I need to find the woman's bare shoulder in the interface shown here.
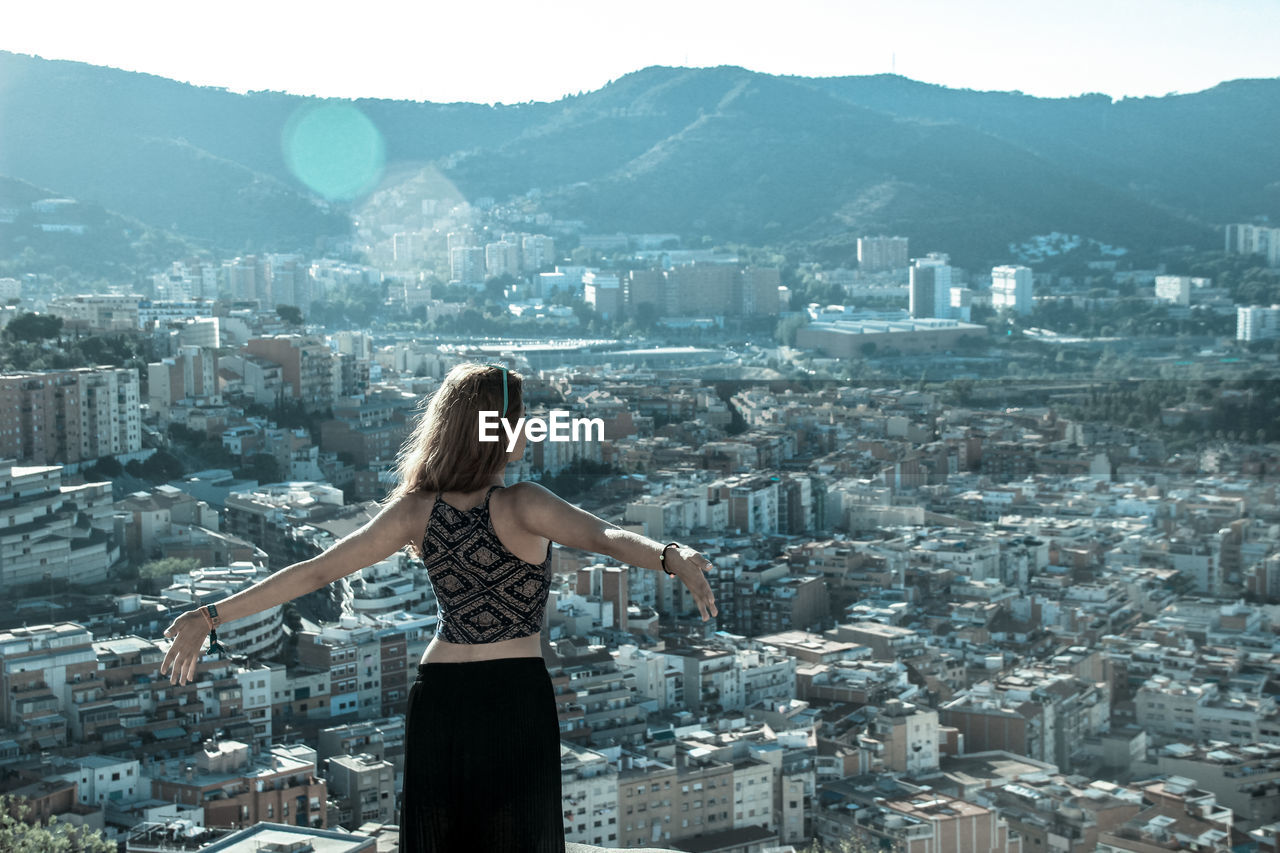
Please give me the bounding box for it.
[383,489,433,526]
[502,481,564,515]
[505,480,554,499]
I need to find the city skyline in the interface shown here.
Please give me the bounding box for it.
[4,0,1280,104]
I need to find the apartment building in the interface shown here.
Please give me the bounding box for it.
[863,791,1023,853]
[147,346,219,423]
[1153,742,1280,829]
[0,460,116,586]
[0,623,97,743]
[297,617,386,720]
[325,752,396,828]
[0,367,141,465]
[857,235,910,272]
[941,668,1110,772]
[1136,675,1280,745]
[223,482,347,569]
[617,750,737,849]
[561,742,621,847]
[149,739,327,830]
[243,335,337,412]
[318,717,407,783]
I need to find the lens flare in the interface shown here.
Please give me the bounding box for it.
[282,102,385,201]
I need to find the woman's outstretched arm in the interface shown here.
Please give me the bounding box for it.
[507,481,718,621]
[159,493,423,685]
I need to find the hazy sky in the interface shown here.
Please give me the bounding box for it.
[5,0,1278,103]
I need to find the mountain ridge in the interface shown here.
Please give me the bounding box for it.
[2,51,1275,266]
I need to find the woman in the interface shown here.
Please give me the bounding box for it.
[160,362,718,852]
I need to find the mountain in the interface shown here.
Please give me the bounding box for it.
[0,175,191,278]
[807,74,1280,225]
[2,52,1276,266]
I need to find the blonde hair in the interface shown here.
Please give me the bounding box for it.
[387,363,524,512]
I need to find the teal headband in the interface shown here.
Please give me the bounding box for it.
[486,363,509,418]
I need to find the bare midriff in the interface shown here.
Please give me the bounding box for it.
[420,632,543,664]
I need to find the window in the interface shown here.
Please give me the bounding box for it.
[112,772,120,781]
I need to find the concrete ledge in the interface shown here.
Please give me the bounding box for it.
[567,844,675,853]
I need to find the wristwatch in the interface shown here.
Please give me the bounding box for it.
[199,603,222,630]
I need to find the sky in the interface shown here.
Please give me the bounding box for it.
[4,0,1279,104]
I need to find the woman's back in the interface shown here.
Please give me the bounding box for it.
[419,483,552,663]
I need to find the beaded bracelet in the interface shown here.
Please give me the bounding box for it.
[660,542,681,577]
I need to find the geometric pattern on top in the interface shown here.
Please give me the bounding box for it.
[420,484,553,644]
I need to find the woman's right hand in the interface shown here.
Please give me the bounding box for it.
[666,544,718,621]
[160,610,209,685]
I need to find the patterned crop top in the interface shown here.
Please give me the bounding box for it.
[419,484,553,644]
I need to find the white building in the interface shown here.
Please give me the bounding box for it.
[1226,223,1280,267]
[484,240,520,279]
[234,665,275,749]
[391,232,422,265]
[1237,304,1280,342]
[560,743,620,847]
[58,754,144,807]
[522,234,556,272]
[0,462,116,587]
[992,265,1034,316]
[1155,275,1193,306]
[583,271,622,319]
[857,236,910,272]
[449,246,485,284]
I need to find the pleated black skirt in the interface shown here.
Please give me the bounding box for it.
[399,657,566,853]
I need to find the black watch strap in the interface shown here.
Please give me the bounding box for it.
[661,542,680,577]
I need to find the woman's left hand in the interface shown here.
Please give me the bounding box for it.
[160,610,209,685]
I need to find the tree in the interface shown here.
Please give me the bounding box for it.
[796,835,882,853]
[139,556,200,581]
[0,794,115,852]
[4,312,63,343]
[276,304,304,325]
[775,315,807,346]
[239,453,283,484]
[139,450,185,483]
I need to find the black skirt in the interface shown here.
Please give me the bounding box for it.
[399,657,566,853]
